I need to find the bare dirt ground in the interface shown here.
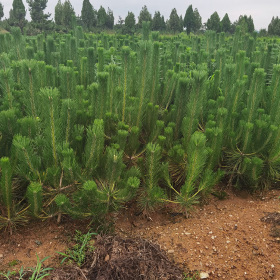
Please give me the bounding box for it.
[0,189,280,279]
[116,189,280,280]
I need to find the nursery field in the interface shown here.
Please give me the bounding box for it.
[0,24,280,278]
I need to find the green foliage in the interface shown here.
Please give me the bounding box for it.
[9,0,26,31]
[152,11,165,31]
[221,13,232,33]
[26,0,51,30]
[206,11,221,32]
[81,0,96,29]
[1,24,280,232]
[97,6,107,29]
[125,12,136,34]
[235,15,255,33]
[55,0,75,30]
[268,16,280,36]
[26,182,43,217]
[168,8,182,33]
[138,5,152,27]
[183,5,202,34]
[0,2,3,20]
[57,230,96,266]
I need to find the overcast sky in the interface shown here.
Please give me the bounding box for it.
[1,0,279,30]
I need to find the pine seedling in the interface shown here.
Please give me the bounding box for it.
[107,64,119,115]
[38,88,61,167]
[13,135,42,183]
[125,126,140,157]
[46,65,57,88]
[0,157,12,220]
[17,116,37,139]
[61,143,80,184]
[135,41,152,129]
[97,47,104,72]
[121,46,131,122]
[59,65,76,99]
[87,47,96,84]
[144,103,159,138]
[0,68,14,110]
[26,182,43,217]
[19,60,41,119]
[105,147,124,187]
[96,72,109,119]
[0,157,28,233]
[181,70,207,145]
[139,143,166,213]
[55,194,83,220]
[160,70,177,109]
[84,119,104,177]
[267,64,280,124]
[60,99,76,144]
[149,41,161,104]
[174,76,192,139]
[46,36,56,65]
[0,109,18,157]
[176,132,212,216]
[116,130,128,151]
[80,57,88,88]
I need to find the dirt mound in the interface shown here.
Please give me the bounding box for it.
[52,235,184,280]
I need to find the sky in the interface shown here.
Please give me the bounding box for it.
[1,0,279,30]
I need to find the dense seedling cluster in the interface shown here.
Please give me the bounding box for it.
[0,25,280,232]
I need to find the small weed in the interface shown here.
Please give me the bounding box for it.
[183,271,200,280]
[8,259,19,267]
[1,255,51,280]
[57,229,97,267]
[29,254,53,280]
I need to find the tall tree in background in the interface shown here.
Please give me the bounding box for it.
[206,11,220,32]
[97,6,107,28]
[138,5,152,26]
[268,16,280,36]
[26,0,51,29]
[81,0,96,29]
[184,6,201,34]
[125,11,135,34]
[152,11,165,31]
[9,0,26,31]
[168,8,181,33]
[63,0,75,29]
[54,0,63,25]
[0,2,4,20]
[184,5,194,34]
[235,15,254,33]
[105,8,114,29]
[220,13,232,33]
[193,8,202,32]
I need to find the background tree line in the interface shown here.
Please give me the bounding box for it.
[0,0,280,36]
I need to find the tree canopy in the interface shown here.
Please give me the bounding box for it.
[10,0,26,31]
[268,16,280,36]
[55,0,75,29]
[0,2,4,20]
[138,5,152,26]
[235,15,254,33]
[125,11,136,34]
[81,0,96,29]
[97,6,107,28]
[184,5,194,34]
[26,0,51,28]
[206,11,221,32]
[168,8,182,33]
[105,8,114,29]
[152,11,165,31]
[220,13,232,33]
